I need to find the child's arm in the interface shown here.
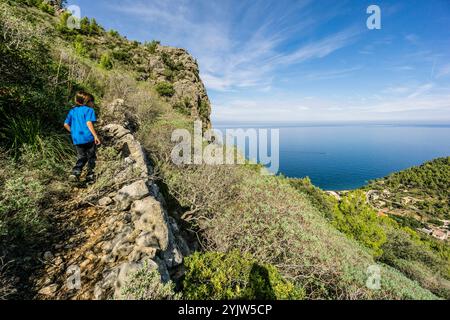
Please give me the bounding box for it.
[87,121,101,145]
[64,123,71,133]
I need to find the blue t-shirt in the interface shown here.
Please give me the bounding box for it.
[64,106,97,145]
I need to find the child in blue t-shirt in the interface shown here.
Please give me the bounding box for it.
[64,91,101,182]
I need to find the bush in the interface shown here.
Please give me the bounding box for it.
[121,261,180,300]
[99,52,113,70]
[183,251,305,300]
[89,18,103,35]
[108,29,120,38]
[288,177,336,220]
[161,52,183,71]
[55,10,73,34]
[38,1,55,15]
[380,225,450,298]
[0,168,47,242]
[332,191,387,257]
[198,100,210,123]
[73,35,88,57]
[145,40,160,54]
[155,82,175,97]
[111,48,131,63]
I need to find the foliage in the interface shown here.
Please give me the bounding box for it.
[155,82,175,97]
[198,100,210,123]
[99,52,113,70]
[0,3,75,156]
[0,170,47,241]
[145,40,160,54]
[108,29,120,38]
[111,48,132,63]
[331,191,387,257]
[38,1,54,15]
[183,251,305,300]
[73,34,89,57]
[121,261,180,300]
[367,157,450,219]
[288,177,336,220]
[161,51,183,71]
[379,223,450,298]
[55,10,72,34]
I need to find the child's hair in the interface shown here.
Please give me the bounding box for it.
[75,91,95,106]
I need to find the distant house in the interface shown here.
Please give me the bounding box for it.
[326,191,341,201]
[432,229,449,241]
[418,228,433,235]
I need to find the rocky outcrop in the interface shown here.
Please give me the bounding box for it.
[137,46,212,127]
[34,100,191,300]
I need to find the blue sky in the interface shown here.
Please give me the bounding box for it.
[67,0,450,124]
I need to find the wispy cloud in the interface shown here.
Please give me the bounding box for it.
[408,83,434,99]
[108,0,358,92]
[303,66,362,81]
[405,34,420,45]
[437,64,450,78]
[272,28,360,66]
[91,0,450,122]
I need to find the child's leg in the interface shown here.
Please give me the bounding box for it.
[72,144,89,177]
[86,142,97,177]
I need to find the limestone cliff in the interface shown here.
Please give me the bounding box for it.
[136,45,212,127]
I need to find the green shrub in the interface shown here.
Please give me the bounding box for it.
[99,52,113,70]
[162,68,175,81]
[111,48,131,63]
[108,29,120,38]
[38,1,55,15]
[161,52,183,71]
[88,18,102,35]
[55,11,73,34]
[183,251,305,300]
[288,177,336,220]
[155,82,175,97]
[380,225,450,298]
[173,98,192,116]
[0,170,47,242]
[145,40,160,54]
[73,35,88,56]
[121,261,180,300]
[332,191,387,257]
[198,100,210,122]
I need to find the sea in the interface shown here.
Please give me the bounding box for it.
[213,122,450,191]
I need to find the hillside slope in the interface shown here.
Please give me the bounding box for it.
[0,0,440,300]
[366,157,450,230]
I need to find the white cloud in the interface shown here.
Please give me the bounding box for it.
[405,34,420,45]
[437,64,450,78]
[303,66,362,81]
[407,83,434,99]
[109,0,358,92]
[272,28,360,66]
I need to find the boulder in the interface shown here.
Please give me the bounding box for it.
[38,284,59,296]
[113,260,159,299]
[131,197,169,251]
[103,123,131,140]
[98,197,113,207]
[114,180,150,211]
